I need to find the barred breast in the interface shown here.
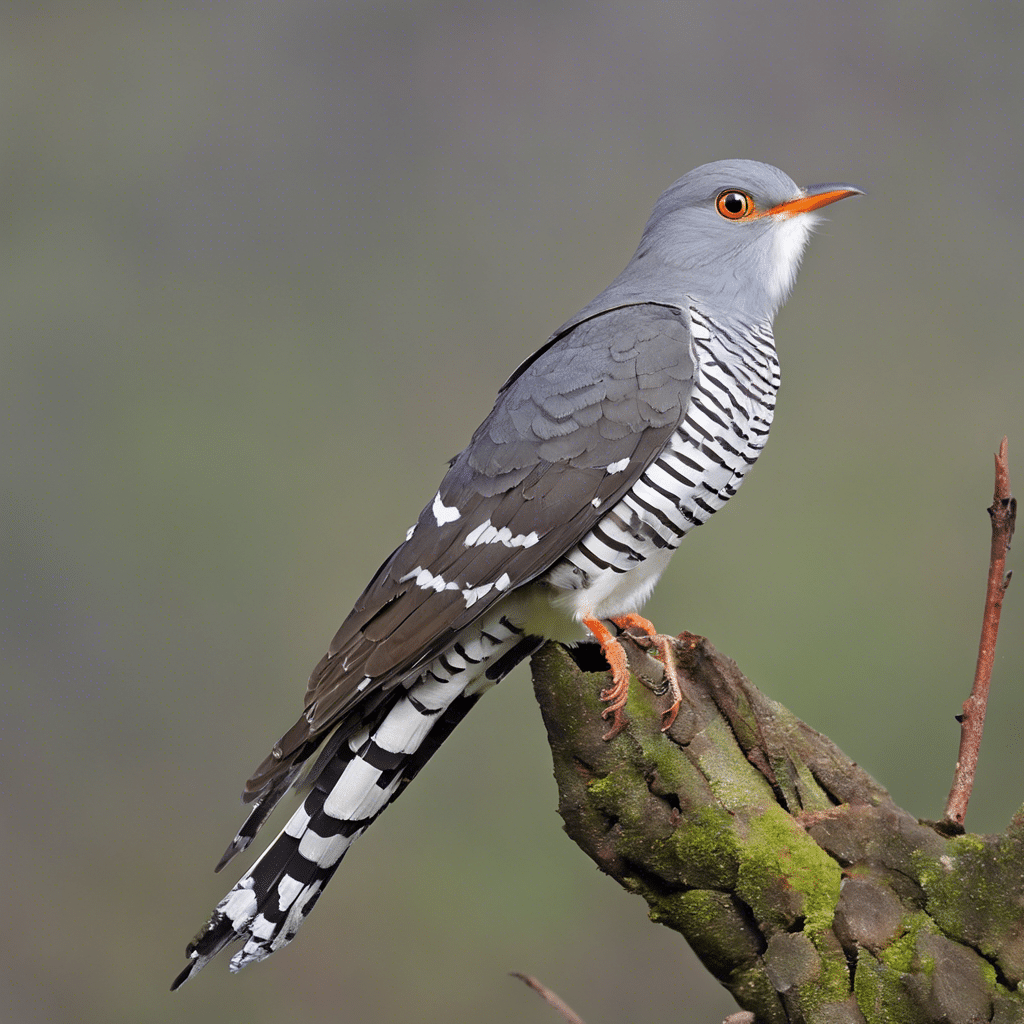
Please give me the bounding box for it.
[540,305,781,622]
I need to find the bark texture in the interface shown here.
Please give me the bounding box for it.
[529,635,1024,1024]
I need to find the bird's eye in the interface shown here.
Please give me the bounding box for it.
[716,190,754,220]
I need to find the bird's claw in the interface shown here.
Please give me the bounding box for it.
[585,614,685,739]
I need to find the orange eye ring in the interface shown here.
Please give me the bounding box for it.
[716,190,755,220]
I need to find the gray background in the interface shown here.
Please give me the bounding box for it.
[5,2,1022,1021]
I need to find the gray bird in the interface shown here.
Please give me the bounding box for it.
[173,159,861,988]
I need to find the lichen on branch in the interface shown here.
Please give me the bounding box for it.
[530,637,1024,1024]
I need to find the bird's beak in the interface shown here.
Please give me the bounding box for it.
[768,182,864,217]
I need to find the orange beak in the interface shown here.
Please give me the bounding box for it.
[768,182,864,217]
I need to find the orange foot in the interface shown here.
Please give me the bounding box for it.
[583,614,684,740]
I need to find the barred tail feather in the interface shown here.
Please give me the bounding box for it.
[173,624,542,989]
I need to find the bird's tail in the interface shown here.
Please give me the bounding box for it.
[173,619,543,989]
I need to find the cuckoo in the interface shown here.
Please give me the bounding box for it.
[173,159,861,987]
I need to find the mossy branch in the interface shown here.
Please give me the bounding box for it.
[529,636,1024,1024]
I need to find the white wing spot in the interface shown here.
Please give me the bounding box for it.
[606,458,630,474]
[461,581,494,607]
[400,567,460,593]
[463,571,512,606]
[405,523,417,541]
[418,569,459,593]
[464,518,539,548]
[591,497,602,508]
[432,491,461,526]
[464,520,492,545]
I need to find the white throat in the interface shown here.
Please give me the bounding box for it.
[763,212,820,313]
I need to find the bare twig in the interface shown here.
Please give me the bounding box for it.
[944,437,1016,828]
[510,973,589,1024]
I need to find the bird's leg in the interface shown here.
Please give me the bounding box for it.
[607,614,685,735]
[583,614,684,739]
[582,617,633,740]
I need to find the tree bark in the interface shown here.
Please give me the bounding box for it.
[529,635,1024,1024]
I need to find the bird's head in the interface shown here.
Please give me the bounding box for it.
[632,159,863,320]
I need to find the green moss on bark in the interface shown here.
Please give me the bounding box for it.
[530,638,1024,1023]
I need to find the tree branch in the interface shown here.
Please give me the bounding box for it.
[511,973,590,1024]
[944,438,1016,829]
[530,636,1024,1023]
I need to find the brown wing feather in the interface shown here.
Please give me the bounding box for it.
[242,303,696,806]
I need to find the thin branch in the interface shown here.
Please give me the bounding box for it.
[510,973,589,1024]
[944,437,1016,828]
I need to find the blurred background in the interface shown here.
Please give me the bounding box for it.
[4,1,1022,1021]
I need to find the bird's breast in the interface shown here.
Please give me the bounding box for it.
[531,306,780,626]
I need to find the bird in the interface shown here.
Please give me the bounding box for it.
[172,159,861,988]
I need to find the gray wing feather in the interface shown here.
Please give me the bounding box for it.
[242,302,696,805]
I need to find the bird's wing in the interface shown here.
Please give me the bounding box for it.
[244,302,696,803]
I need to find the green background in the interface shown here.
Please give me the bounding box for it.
[4,2,1022,1022]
